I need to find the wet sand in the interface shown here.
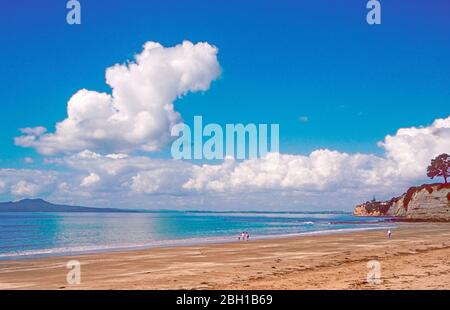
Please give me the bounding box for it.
[0,223,449,290]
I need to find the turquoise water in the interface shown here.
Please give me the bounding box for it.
[0,211,394,259]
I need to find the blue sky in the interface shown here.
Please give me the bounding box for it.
[0,1,449,209]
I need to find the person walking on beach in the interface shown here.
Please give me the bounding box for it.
[387,230,392,238]
[238,231,250,241]
[239,232,245,241]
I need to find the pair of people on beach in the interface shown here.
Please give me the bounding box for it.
[238,231,250,241]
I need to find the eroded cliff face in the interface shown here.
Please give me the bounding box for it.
[354,201,391,217]
[405,185,450,220]
[354,183,450,221]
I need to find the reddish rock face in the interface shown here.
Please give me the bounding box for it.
[354,201,391,216]
[354,183,450,221]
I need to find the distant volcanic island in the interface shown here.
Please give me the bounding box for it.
[0,198,140,213]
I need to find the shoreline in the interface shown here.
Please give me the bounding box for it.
[0,222,449,290]
[0,224,396,261]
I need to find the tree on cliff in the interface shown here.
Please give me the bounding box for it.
[427,153,450,184]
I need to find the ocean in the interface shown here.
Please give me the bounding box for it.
[0,211,394,260]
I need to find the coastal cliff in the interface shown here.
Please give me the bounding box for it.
[354,183,450,221]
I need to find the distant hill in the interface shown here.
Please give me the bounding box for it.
[0,199,140,213]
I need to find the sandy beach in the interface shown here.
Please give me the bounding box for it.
[0,223,449,290]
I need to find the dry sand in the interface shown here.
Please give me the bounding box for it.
[0,223,449,290]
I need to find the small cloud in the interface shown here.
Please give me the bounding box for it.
[11,180,40,197]
[19,126,47,136]
[299,116,309,123]
[81,173,101,187]
[106,153,129,159]
[24,157,34,164]
[43,157,65,165]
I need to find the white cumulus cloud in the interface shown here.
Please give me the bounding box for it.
[2,115,449,209]
[15,41,221,155]
[11,181,41,197]
[80,173,101,187]
[182,115,450,196]
[0,169,58,198]
[379,115,450,180]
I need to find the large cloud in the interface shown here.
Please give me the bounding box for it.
[183,116,450,195]
[2,116,449,209]
[379,116,450,179]
[15,41,221,155]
